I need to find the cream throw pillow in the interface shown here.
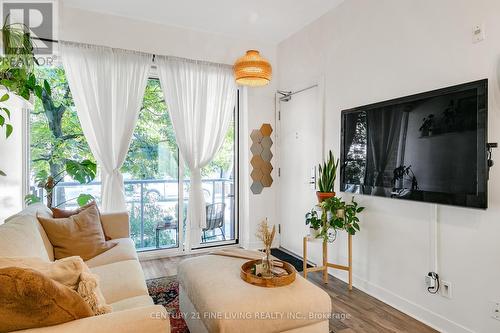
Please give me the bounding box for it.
[37,204,116,261]
[0,256,112,315]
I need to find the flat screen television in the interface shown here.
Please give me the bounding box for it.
[340,79,488,209]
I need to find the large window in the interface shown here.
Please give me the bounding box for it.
[29,66,238,252]
[123,78,180,250]
[29,66,97,206]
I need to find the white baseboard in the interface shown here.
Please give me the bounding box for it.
[279,246,474,333]
[334,273,475,333]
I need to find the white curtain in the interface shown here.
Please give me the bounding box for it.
[156,56,236,246]
[60,42,151,212]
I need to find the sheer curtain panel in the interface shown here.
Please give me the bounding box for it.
[156,56,236,247]
[60,42,151,212]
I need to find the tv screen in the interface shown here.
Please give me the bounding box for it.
[340,80,488,209]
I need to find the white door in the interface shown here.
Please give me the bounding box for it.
[278,86,323,256]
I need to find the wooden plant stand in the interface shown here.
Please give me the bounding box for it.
[302,233,353,290]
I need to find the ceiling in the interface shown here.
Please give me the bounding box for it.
[62,0,344,44]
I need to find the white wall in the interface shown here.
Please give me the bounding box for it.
[59,5,278,249]
[277,1,500,332]
[0,93,29,222]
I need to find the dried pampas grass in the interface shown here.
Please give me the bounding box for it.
[256,219,276,249]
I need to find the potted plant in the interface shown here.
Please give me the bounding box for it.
[306,196,365,242]
[325,196,364,236]
[316,150,339,203]
[305,208,322,237]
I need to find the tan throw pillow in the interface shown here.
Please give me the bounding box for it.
[51,201,112,241]
[0,267,93,332]
[51,201,97,218]
[0,256,112,316]
[37,205,116,261]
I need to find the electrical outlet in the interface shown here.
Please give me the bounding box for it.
[472,24,485,43]
[425,275,434,288]
[492,302,500,321]
[441,281,452,299]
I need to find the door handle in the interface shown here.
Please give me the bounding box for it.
[310,167,317,189]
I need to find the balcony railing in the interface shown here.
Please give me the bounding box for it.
[30,178,235,251]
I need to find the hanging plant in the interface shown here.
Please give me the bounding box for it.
[0,17,51,175]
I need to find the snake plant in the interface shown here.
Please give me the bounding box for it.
[317,150,339,193]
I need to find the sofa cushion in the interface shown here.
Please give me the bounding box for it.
[0,215,51,261]
[36,222,55,261]
[90,260,149,304]
[0,267,93,332]
[100,212,130,240]
[4,203,53,222]
[37,205,116,261]
[110,295,153,312]
[85,238,138,268]
[4,203,55,261]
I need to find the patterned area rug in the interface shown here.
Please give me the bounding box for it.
[146,276,189,333]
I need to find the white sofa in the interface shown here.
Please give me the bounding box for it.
[0,203,170,333]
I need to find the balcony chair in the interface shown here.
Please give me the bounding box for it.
[155,202,226,247]
[203,202,226,242]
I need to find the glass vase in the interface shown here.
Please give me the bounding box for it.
[261,245,274,277]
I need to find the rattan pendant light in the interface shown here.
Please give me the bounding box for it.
[233,50,272,87]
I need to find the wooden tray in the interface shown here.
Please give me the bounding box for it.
[240,260,296,287]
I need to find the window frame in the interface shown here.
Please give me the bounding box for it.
[25,65,240,257]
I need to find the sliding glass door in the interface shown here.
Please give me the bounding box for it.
[123,78,180,251]
[183,103,238,249]
[124,79,238,252]
[28,67,238,253]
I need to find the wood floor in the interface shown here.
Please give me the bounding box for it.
[140,254,438,333]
